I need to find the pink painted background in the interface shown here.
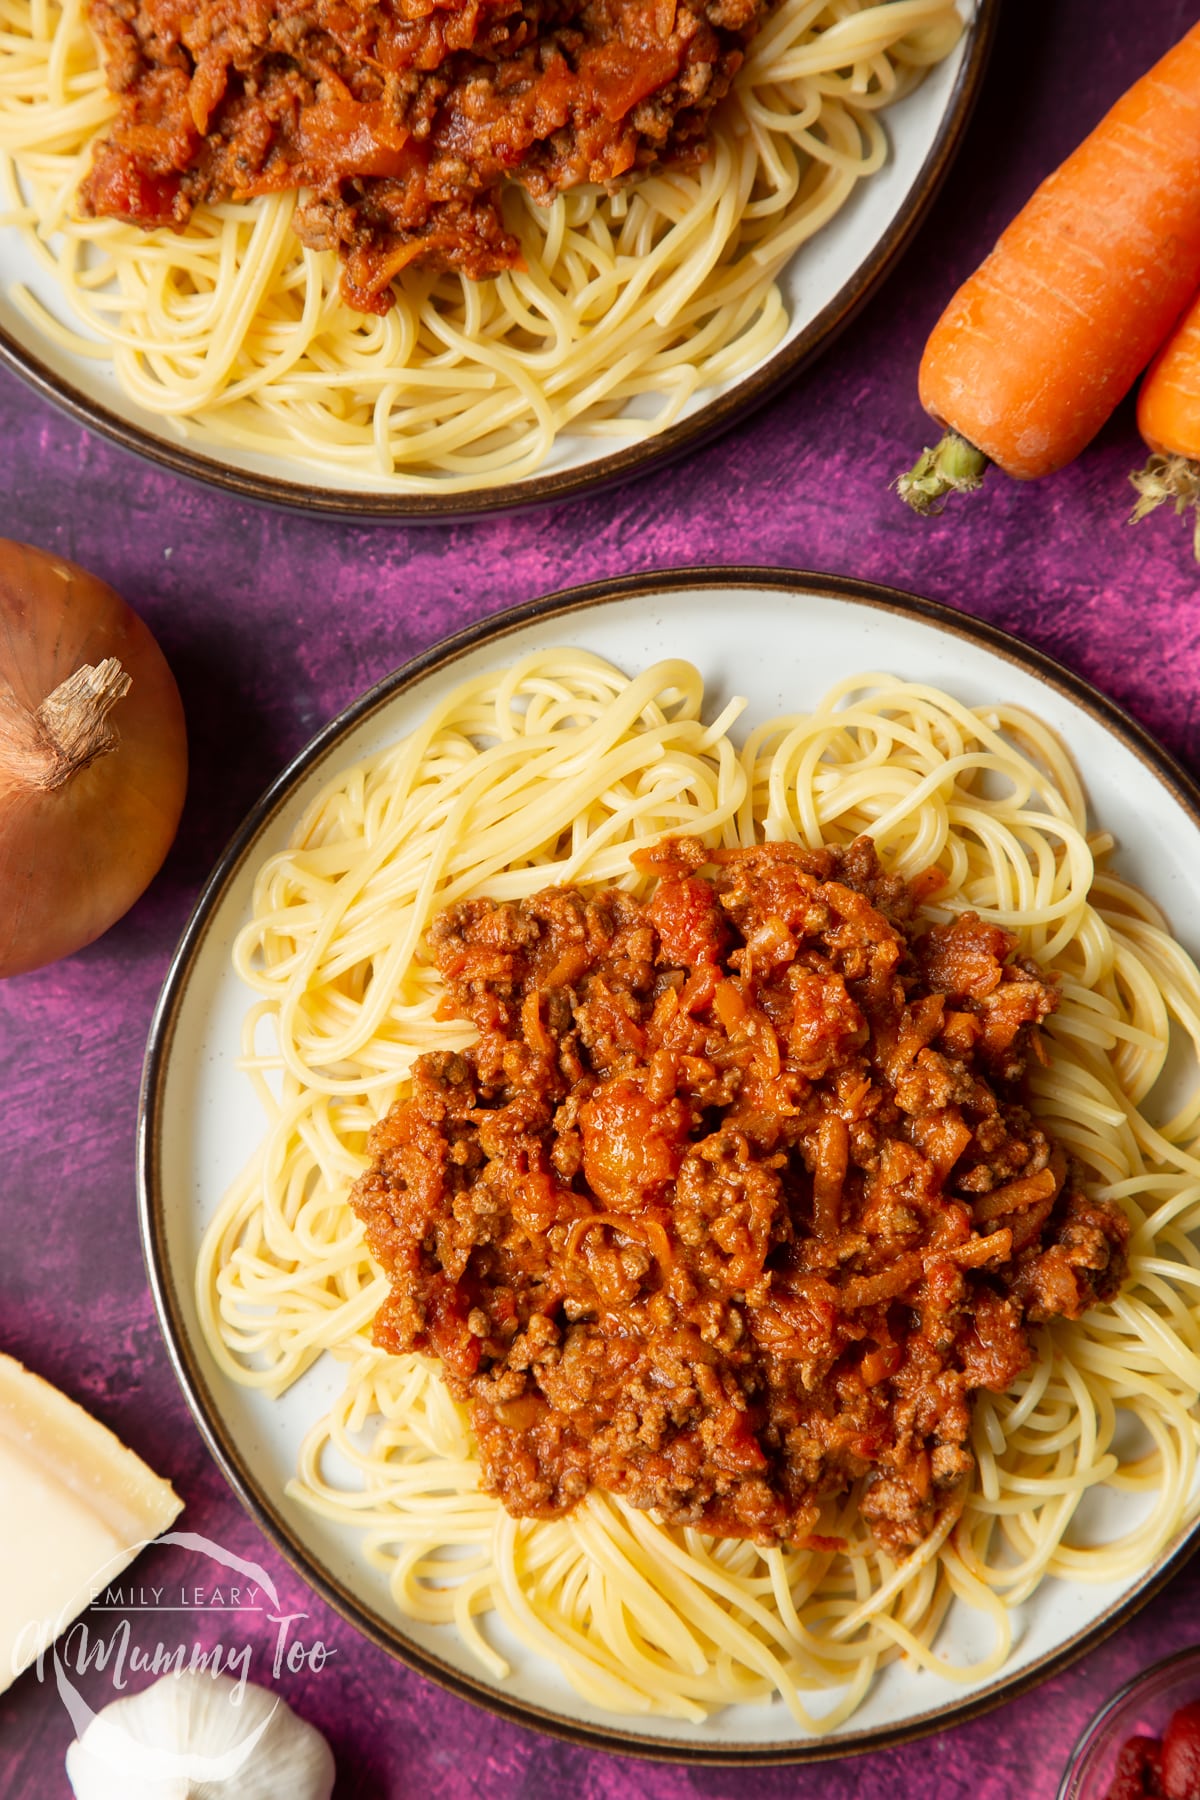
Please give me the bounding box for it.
[3,1,1200,1794]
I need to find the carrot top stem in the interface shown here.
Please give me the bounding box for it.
[1129,452,1200,562]
[896,431,990,515]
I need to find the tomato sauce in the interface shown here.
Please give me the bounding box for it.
[352,839,1129,1552]
[80,0,764,308]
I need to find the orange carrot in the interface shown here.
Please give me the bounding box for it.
[898,22,1200,514]
[1129,291,1200,558]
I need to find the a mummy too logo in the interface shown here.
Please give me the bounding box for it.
[14,1533,335,1784]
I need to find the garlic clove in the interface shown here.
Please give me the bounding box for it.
[65,1670,335,1800]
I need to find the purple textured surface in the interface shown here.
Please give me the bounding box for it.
[4,1,1200,1794]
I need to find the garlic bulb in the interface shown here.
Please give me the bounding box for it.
[65,1671,335,1800]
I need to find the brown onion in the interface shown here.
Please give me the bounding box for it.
[0,539,187,977]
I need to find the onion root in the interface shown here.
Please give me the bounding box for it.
[0,657,131,792]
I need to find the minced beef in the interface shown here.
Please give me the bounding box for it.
[80,0,765,309]
[350,837,1129,1556]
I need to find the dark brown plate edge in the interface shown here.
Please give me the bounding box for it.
[1,6,998,525]
[137,565,1200,1763]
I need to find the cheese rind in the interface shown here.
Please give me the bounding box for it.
[0,1354,183,1695]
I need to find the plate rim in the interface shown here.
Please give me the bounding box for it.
[137,565,1200,1763]
[1,5,998,523]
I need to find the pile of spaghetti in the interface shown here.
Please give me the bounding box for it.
[198,656,1200,1729]
[0,0,961,488]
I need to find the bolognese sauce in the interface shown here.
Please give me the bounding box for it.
[350,838,1129,1555]
[79,0,764,310]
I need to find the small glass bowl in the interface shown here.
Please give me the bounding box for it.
[1057,1645,1200,1800]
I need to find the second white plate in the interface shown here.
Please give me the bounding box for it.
[0,7,992,517]
[139,568,1200,1759]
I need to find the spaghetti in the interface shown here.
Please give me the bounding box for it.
[196,656,1200,1729]
[0,0,962,490]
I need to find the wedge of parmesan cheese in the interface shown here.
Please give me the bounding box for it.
[0,1353,183,1695]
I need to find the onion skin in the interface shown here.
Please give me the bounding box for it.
[0,540,188,977]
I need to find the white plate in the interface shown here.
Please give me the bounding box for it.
[0,7,994,518]
[138,569,1200,1760]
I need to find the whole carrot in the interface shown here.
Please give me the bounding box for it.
[898,22,1200,514]
[1129,294,1200,559]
